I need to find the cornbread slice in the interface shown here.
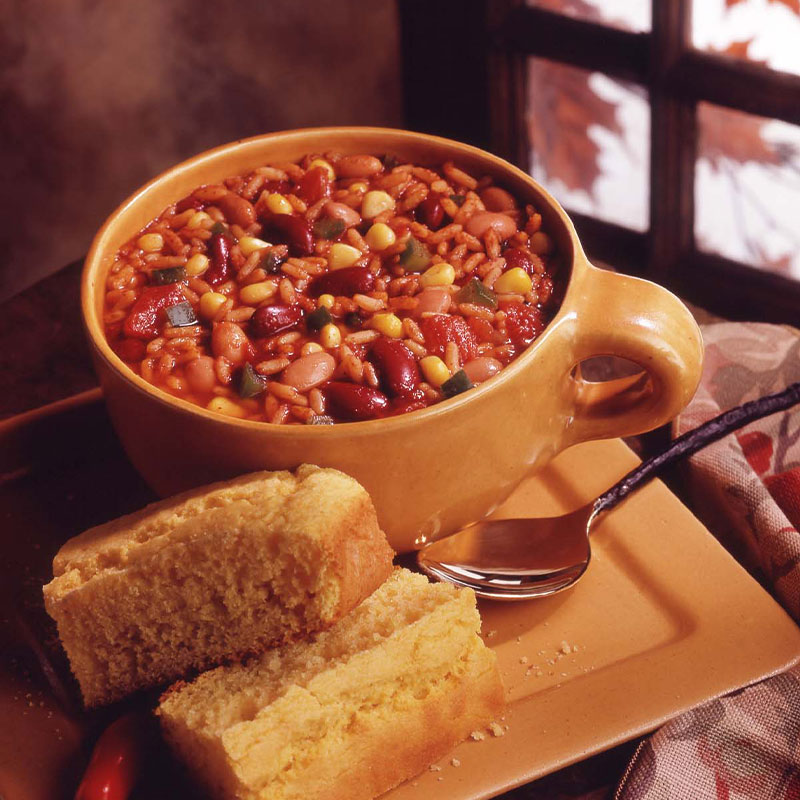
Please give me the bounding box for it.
[158,568,504,800]
[43,465,393,706]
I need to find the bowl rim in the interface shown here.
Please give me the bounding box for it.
[82,125,587,435]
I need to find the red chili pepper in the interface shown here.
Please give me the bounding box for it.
[74,712,150,800]
[123,284,185,340]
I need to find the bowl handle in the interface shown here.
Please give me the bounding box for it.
[561,264,704,445]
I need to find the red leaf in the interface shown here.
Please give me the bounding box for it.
[765,467,800,530]
[770,0,800,13]
[715,772,730,800]
[737,430,774,474]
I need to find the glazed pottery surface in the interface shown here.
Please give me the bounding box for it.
[82,127,703,552]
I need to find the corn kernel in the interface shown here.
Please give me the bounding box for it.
[238,236,271,255]
[207,396,246,418]
[371,312,403,339]
[199,291,227,319]
[329,242,362,270]
[420,356,451,387]
[266,193,293,215]
[309,158,335,180]
[364,222,396,251]
[529,231,553,255]
[317,293,335,309]
[362,190,395,219]
[349,182,368,194]
[239,281,277,305]
[494,267,533,295]
[186,211,212,229]
[419,262,456,288]
[301,341,324,356]
[185,253,210,276]
[320,323,342,348]
[137,233,163,252]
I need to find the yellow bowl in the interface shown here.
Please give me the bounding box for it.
[82,127,703,552]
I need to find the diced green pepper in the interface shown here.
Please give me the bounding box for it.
[312,217,346,240]
[210,221,227,236]
[455,277,498,309]
[345,311,363,329]
[441,369,474,398]
[398,237,432,272]
[306,306,332,332]
[309,414,335,425]
[381,153,400,170]
[238,363,268,398]
[164,301,197,327]
[150,266,187,286]
[260,250,286,274]
[449,194,466,206]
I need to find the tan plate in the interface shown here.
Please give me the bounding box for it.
[2,392,800,800]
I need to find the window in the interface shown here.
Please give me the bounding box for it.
[398,0,800,322]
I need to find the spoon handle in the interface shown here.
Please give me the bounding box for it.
[592,380,800,517]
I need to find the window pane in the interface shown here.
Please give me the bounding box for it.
[526,58,650,231]
[692,0,800,77]
[526,0,651,32]
[695,103,800,278]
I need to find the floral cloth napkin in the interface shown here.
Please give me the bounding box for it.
[615,322,800,799]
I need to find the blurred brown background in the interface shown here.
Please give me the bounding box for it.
[0,0,402,302]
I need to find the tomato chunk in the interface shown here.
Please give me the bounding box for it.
[123,285,185,340]
[421,315,478,363]
[295,167,331,204]
[503,301,546,348]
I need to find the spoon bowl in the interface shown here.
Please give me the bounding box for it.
[418,381,800,600]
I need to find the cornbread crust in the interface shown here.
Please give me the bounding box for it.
[43,465,393,706]
[158,569,505,800]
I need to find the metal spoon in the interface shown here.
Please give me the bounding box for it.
[418,381,800,600]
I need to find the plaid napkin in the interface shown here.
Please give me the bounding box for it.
[615,322,800,799]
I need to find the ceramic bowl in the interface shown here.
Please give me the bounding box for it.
[82,127,703,552]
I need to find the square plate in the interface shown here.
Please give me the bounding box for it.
[2,391,800,800]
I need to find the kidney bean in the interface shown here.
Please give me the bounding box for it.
[308,266,375,298]
[174,193,204,213]
[250,304,304,337]
[324,201,361,228]
[217,192,256,227]
[417,194,444,230]
[413,287,451,317]
[322,382,389,421]
[296,167,331,204]
[74,712,151,800]
[462,356,503,384]
[260,214,314,256]
[502,247,538,274]
[282,352,336,391]
[464,211,517,241]
[390,396,427,415]
[371,337,420,397]
[479,186,517,212]
[113,338,146,362]
[205,233,232,286]
[212,322,250,365]
[123,284,185,339]
[184,355,217,394]
[336,154,383,179]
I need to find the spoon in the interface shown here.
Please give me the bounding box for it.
[418,381,800,600]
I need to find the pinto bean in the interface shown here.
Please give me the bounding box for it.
[464,211,517,241]
[336,155,383,179]
[217,192,256,227]
[184,355,217,394]
[324,201,361,228]
[462,356,503,384]
[282,352,336,391]
[413,287,452,317]
[211,322,250,365]
[479,186,517,212]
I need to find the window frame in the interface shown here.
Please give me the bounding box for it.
[398,0,800,322]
